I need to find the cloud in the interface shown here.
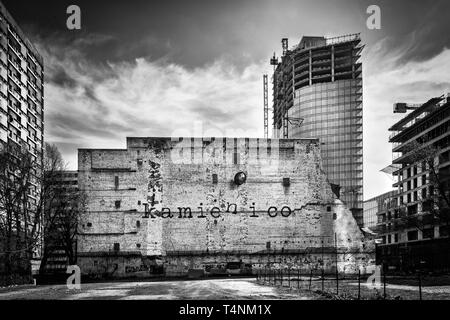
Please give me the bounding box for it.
[40,38,269,169]
[363,38,450,199]
[41,32,450,199]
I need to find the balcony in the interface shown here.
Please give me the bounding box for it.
[27,65,40,80]
[7,40,22,59]
[8,56,22,72]
[294,70,309,80]
[7,26,23,47]
[9,117,21,130]
[8,88,21,102]
[28,91,40,104]
[312,73,332,80]
[389,130,401,141]
[311,58,331,66]
[7,71,22,87]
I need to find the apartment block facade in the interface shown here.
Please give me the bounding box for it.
[271,34,363,225]
[363,190,397,231]
[377,93,450,271]
[0,2,44,159]
[0,2,44,278]
[41,171,79,275]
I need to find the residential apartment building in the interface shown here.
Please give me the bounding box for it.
[41,171,79,275]
[377,93,450,271]
[271,34,363,226]
[0,1,44,278]
[0,1,44,158]
[363,190,397,231]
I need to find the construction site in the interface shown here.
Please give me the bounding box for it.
[264,34,364,226]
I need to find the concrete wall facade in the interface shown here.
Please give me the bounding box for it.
[77,137,373,277]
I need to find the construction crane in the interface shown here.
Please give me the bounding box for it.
[263,74,269,139]
[393,102,421,113]
[269,54,279,138]
[281,38,289,56]
[267,45,304,139]
[270,53,279,68]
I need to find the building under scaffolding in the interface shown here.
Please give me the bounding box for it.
[270,34,364,226]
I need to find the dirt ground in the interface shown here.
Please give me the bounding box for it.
[1,277,449,300]
[0,278,321,300]
[258,275,450,300]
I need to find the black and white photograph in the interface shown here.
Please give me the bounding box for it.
[0,0,450,313]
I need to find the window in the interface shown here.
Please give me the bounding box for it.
[439,226,449,237]
[266,241,271,250]
[136,220,141,228]
[407,230,418,241]
[114,176,119,190]
[429,185,434,197]
[421,188,427,199]
[283,177,290,187]
[407,204,418,216]
[423,228,434,239]
[87,222,92,227]
[136,243,141,248]
[115,200,121,209]
[233,152,239,165]
[113,243,120,252]
[212,173,218,184]
[394,234,399,243]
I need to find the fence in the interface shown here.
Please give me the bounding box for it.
[255,267,449,300]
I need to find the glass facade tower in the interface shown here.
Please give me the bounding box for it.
[272,34,363,224]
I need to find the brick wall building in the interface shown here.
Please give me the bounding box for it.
[77,137,373,278]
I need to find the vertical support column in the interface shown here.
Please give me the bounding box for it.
[352,44,356,79]
[331,45,335,82]
[308,49,312,86]
[263,75,268,139]
[283,107,288,139]
[283,63,289,139]
[292,62,295,99]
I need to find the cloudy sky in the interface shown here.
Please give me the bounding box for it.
[3,0,450,199]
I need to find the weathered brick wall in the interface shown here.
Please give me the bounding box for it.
[77,137,373,276]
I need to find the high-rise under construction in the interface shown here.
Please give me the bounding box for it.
[270,34,363,225]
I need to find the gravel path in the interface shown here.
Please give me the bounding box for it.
[0,278,321,300]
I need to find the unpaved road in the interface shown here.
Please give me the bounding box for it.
[0,278,321,300]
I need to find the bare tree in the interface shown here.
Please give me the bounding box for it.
[0,142,42,280]
[1,142,84,283]
[395,141,450,233]
[39,143,84,273]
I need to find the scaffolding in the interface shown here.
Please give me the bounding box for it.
[263,74,269,139]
